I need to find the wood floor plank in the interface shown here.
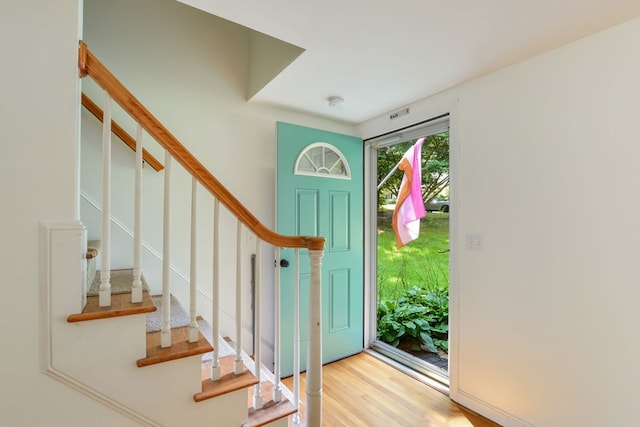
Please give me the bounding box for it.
[282,352,500,427]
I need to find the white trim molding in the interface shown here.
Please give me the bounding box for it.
[454,390,534,427]
[39,221,160,427]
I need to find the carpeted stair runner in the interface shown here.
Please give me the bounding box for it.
[197,314,235,361]
[87,269,150,295]
[146,295,190,332]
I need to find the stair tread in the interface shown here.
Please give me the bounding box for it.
[195,355,258,402]
[67,291,156,322]
[245,381,297,427]
[137,325,213,367]
[245,398,297,427]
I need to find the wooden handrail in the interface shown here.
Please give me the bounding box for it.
[78,41,324,251]
[82,93,164,172]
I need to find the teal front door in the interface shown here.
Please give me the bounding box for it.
[277,121,363,377]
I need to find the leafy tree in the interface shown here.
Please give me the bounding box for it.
[377,132,449,208]
[377,143,406,207]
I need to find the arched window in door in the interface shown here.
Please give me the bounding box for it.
[294,142,351,180]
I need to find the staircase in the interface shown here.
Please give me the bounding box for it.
[38,41,325,427]
[65,256,294,426]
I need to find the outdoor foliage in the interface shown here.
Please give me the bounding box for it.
[377,132,449,208]
[375,131,450,355]
[377,286,449,353]
[376,211,450,353]
[376,212,449,300]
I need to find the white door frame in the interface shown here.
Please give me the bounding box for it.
[362,102,461,397]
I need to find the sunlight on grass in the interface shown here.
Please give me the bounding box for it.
[377,210,449,301]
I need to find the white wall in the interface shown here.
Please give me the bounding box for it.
[0,1,140,426]
[359,16,640,427]
[11,1,635,424]
[80,0,356,367]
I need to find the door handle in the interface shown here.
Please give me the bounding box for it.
[280,259,290,268]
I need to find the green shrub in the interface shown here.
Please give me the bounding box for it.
[377,286,448,353]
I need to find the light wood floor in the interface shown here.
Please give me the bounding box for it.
[282,352,501,427]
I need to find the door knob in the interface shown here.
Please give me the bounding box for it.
[280,259,290,268]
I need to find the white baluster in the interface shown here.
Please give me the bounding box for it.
[188,177,198,343]
[131,123,143,303]
[210,199,221,380]
[252,238,263,410]
[160,152,172,348]
[99,92,112,307]
[273,247,282,403]
[234,221,243,374]
[306,249,324,427]
[292,248,301,427]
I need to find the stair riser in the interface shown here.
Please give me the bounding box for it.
[56,315,147,367]
[261,418,289,427]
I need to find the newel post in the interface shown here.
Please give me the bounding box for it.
[306,249,323,427]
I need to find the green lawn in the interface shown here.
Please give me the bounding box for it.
[377,210,450,301]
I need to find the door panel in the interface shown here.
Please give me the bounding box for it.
[329,191,350,251]
[277,121,363,376]
[329,268,350,332]
[296,189,319,236]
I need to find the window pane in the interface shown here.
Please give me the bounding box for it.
[294,142,351,179]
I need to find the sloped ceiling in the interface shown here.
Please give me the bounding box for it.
[248,31,304,100]
[179,0,640,124]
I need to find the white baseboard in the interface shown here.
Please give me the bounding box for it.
[452,389,534,427]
